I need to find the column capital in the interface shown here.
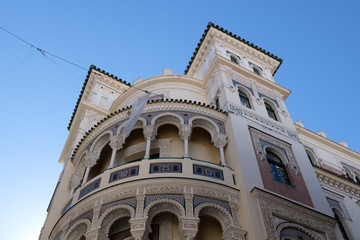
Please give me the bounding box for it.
[179,217,199,240]
[213,132,227,148]
[130,218,147,240]
[180,124,192,140]
[143,125,155,140]
[109,134,125,150]
[84,152,98,167]
[223,226,247,240]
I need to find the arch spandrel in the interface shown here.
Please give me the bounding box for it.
[189,116,219,140]
[194,203,234,233]
[63,219,91,240]
[97,205,134,236]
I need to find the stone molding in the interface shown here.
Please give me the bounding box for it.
[323,189,352,220]
[251,188,337,240]
[316,169,360,200]
[50,181,241,240]
[276,222,323,240]
[250,128,299,175]
[72,103,227,163]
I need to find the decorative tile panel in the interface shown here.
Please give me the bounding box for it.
[150,163,182,174]
[193,165,224,180]
[109,166,139,183]
[79,179,100,199]
[101,197,137,215]
[145,194,185,208]
[193,195,232,215]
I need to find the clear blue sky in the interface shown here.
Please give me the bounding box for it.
[1,1,359,239]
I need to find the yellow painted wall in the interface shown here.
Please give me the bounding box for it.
[195,215,222,240]
[89,144,111,179]
[189,127,220,164]
[157,124,184,157]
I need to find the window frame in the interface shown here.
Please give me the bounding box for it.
[264,101,278,121]
[238,89,251,109]
[266,151,291,185]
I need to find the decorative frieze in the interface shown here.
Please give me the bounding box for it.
[79,180,101,199]
[193,164,224,180]
[149,163,182,174]
[109,166,139,183]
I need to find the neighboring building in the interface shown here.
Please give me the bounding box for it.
[39,23,360,240]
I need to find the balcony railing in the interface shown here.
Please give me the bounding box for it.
[71,158,236,204]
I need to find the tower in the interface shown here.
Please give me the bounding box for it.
[40,23,360,240]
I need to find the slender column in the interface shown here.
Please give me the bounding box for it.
[109,134,125,168]
[143,125,154,159]
[82,152,98,184]
[219,147,226,166]
[180,124,192,158]
[213,132,228,166]
[82,166,91,185]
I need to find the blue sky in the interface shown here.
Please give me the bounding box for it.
[1,1,359,239]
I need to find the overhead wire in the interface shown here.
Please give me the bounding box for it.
[0,49,37,77]
[0,26,88,75]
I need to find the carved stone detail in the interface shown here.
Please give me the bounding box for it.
[252,188,337,240]
[180,124,192,140]
[143,125,155,140]
[84,152,99,168]
[250,128,299,175]
[179,217,199,240]
[109,134,125,151]
[63,220,90,240]
[223,226,247,240]
[213,132,227,148]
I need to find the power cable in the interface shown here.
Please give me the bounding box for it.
[0,49,37,77]
[0,26,88,71]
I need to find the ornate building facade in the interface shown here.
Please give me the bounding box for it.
[39,23,360,240]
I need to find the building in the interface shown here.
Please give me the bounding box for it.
[39,23,360,240]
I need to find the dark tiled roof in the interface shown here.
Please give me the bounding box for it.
[184,22,283,75]
[67,65,131,130]
[70,98,228,160]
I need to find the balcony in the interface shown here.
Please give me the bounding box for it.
[70,157,236,206]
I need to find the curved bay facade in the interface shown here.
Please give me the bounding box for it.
[40,23,360,240]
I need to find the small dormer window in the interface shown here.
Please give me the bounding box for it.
[253,67,261,75]
[230,56,238,64]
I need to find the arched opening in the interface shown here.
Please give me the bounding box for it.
[189,127,220,164]
[266,151,291,185]
[332,209,351,240]
[108,217,131,240]
[305,149,317,166]
[230,55,238,64]
[88,143,112,179]
[265,101,278,121]
[156,124,182,157]
[148,212,180,240]
[279,227,314,240]
[195,215,222,240]
[238,89,251,109]
[79,236,86,240]
[253,67,261,75]
[122,128,146,163]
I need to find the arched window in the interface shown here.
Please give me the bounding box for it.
[333,209,350,240]
[266,151,290,185]
[253,67,261,75]
[238,90,251,109]
[265,102,278,121]
[230,55,238,64]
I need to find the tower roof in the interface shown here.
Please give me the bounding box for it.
[184,22,283,76]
